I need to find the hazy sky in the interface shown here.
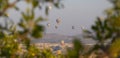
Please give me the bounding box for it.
[45,0,112,36]
[8,0,112,36]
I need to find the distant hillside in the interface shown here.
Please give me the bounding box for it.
[31,33,73,43]
[31,33,96,45]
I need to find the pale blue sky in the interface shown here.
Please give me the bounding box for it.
[8,0,112,36]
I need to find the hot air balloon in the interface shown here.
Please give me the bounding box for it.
[55,25,58,29]
[48,5,52,10]
[61,40,65,46]
[72,26,75,29]
[81,26,85,30]
[56,17,61,24]
[47,23,50,27]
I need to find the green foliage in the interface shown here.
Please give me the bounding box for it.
[83,0,120,58]
[106,0,120,42]
[109,38,120,58]
[45,6,49,15]
[2,0,120,58]
[67,39,83,58]
[31,25,45,38]
[109,0,120,10]
[41,49,56,58]
[32,0,39,8]
[0,0,63,58]
[0,36,18,57]
[84,17,113,45]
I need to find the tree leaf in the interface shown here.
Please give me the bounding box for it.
[14,6,19,11]
[32,0,39,8]
[45,6,49,15]
[31,25,45,38]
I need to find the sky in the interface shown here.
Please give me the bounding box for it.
[8,0,112,36]
[45,0,112,36]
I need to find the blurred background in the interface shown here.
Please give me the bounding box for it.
[7,0,112,36]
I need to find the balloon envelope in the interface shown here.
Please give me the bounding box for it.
[72,26,75,29]
[56,18,61,24]
[47,23,50,27]
[48,5,52,10]
[55,25,58,29]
